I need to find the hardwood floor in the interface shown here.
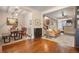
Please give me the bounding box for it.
[2,38,79,53]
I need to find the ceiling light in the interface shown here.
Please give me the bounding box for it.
[44,16,49,19]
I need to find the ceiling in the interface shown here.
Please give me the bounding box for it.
[0,6,8,12]
[0,6,74,19]
[45,6,75,19]
[28,6,55,12]
[0,6,55,13]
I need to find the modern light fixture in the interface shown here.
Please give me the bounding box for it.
[44,16,49,20]
[8,7,21,18]
[62,11,65,16]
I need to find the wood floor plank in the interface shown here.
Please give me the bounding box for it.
[2,38,79,53]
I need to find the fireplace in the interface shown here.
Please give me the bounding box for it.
[34,28,42,38]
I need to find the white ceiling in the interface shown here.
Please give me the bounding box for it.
[28,6,55,12]
[0,6,9,12]
[0,6,54,13]
[0,6,74,19]
[45,6,75,19]
[5,6,55,13]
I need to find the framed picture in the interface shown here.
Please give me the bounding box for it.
[7,18,18,25]
[34,19,41,26]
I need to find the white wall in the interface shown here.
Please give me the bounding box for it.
[0,7,42,39]
[32,10,42,28]
[28,7,42,38]
[0,10,9,34]
[58,20,64,31]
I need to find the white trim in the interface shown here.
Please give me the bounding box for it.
[1,39,26,46]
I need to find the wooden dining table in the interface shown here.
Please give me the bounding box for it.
[10,30,22,40]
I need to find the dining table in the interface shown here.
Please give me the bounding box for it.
[10,30,22,40]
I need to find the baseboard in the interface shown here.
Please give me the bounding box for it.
[64,33,75,36]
